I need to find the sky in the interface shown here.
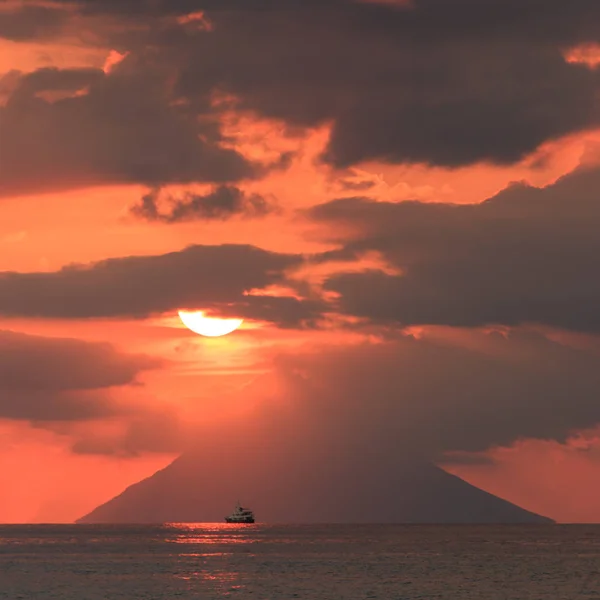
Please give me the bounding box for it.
[0,0,600,523]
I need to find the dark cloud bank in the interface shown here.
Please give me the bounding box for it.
[2,166,600,333]
[75,0,600,167]
[0,65,255,197]
[270,332,600,457]
[0,329,188,457]
[1,0,599,195]
[0,244,318,327]
[0,330,160,422]
[0,5,67,41]
[309,165,600,333]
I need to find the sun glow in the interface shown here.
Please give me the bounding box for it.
[178,310,243,337]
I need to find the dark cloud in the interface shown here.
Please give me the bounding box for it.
[438,452,497,467]
[12,0,600,174]
[338,179,377,192]
[131,185,275,222]
[53,0,598,30]
[213,294,323,330]
[307,166,600,333]
[0,5,68,41]
[0,330,160,391]
[54,0,347,16]
[0,330,184,456]
[166,0,600,168]
[270,329,600,457]
[0,244,317,326]
[0,63,256,196]
[3,390,118,422]
[10,67,105,96]
[35,325,600,468]
[0,330,161,422]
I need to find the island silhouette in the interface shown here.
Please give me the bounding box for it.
[79,453,552,524]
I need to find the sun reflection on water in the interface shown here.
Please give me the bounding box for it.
[165,523,260,593]
[166,522,261,545]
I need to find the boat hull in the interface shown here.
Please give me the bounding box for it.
[225,517,255,523]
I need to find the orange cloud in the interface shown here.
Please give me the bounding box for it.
[102,49,128,74]
[565,43,600,69]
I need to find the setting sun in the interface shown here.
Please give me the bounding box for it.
[178,310,243,337]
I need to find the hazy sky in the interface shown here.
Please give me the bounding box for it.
[1,0,600,523]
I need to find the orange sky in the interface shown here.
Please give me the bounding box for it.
[2,0,600,523]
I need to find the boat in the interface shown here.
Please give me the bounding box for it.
[225,501,255,523]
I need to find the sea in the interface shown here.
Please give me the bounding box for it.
[0,524,598,599]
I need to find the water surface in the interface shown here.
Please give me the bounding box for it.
[0,524,598,599]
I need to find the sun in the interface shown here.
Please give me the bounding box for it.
[178,310,243,337]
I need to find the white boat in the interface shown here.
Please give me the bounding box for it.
[225,502,255,523]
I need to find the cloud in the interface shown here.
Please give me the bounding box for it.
[0,330,186,456]
[0,70,20,108]
[70,410,187,457]
[26,324,600,461]
[166,0,600,168]
[0,330,160,391]
[267,329,600,458]
[438,451,497,466]
[0,244,317,326]
[10,0,600,176]
[307,165,600,333]
[0,63,256,196]
[71,327,600,483]
[0,5,68,41]
[3,390,122,422]
[0,330,161,422]
[131,185,276,222]
[338,179,377,192]
[54,0,347,16]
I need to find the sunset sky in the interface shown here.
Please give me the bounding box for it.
[1,0,600,523]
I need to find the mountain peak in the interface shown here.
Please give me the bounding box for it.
[79,454,552,524]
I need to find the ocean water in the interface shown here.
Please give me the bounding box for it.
[0,524,598,599]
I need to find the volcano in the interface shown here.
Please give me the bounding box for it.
[78,451,552,524]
